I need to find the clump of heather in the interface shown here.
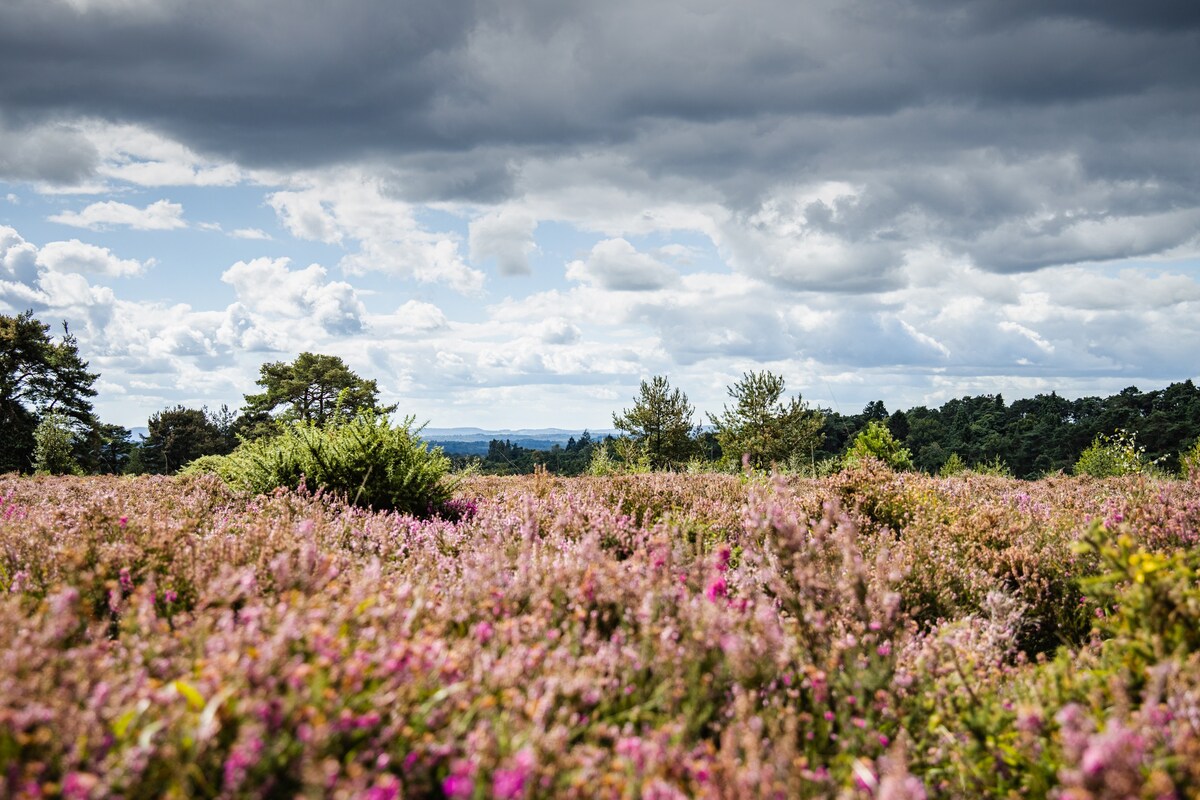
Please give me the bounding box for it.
[1,467,1198,797]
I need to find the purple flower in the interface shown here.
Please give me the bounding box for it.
[442,759,476,799]
[490,748,536,799]
[705,577,728,602]
[442,774,474,799]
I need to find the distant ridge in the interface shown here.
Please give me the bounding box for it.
[420,427,618,456]
[421,427,618,440]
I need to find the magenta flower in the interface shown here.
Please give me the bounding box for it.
[705,576,728,602]
[442,759,476,799]
[442,774,474,799]
[493,748,535,799]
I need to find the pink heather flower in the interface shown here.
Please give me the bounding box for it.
[119,567,133,592]
[443,760,476,799]
[62,772,99,799]
[715,546,732,572]
[443,774,473,798]
[877,642,892,657]
[365,778,401,800]
[877,774,928,800]
[164,589,178,604]
[118,516,128,528]
[823,711,835,722]
[474,620,494,644]
[492,749,535,799]
[223,739,263,791]
[705,577,728,602]
[878,734,890,747]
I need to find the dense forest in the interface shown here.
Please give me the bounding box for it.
[814,382,1200,478]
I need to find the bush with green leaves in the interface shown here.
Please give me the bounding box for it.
[938,452,967,477]
[184,411,455,515]
[843,419,914,471]
[1181,438,1200,479]
[1074,429,1161,478]
[32,412,82,475]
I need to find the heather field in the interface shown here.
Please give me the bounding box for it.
[3,467,1200,798]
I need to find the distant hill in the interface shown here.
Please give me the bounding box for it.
[125,424,618,456]
[420,427,618,456]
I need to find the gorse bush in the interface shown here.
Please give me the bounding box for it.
[184,411,455,515]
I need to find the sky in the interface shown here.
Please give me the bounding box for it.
[1,0,1199,431]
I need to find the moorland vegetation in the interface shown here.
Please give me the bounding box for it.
[5,310,1200,797]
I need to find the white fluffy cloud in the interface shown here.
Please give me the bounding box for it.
[268,175,484,293]
[220,256,367,335]
[36,239,148,276]
[49,199,187,230]
[469,208,537,276]
[566,238,678,291]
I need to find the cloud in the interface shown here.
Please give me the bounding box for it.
[538,316,581,345]
[267,191,341,244]
[2,1,1200,428]
[469,209,536,276]
[387,299,450,333]
[231,227,271,240]
[0,117,99,185]
[566,238,678,291]
[36,239,149,276]
[49,199,187,230]
[268,176,484,293]
[220,256,366,335]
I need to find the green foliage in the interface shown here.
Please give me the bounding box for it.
[140,406,227,474]
[844,420,914,471]
[938,452,967,476]
[708,370,824,470]
[243,352,394,427]
[1074,429,1161,478]
[611,375,697,470]
[186,411,456,515]
[971,455,1014,477]
[586,440,623,476]
[32,412,81,475]
[1,311,98,472]
[1180,438,1200,479]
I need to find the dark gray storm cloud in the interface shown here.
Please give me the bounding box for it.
[2,0,1199,273]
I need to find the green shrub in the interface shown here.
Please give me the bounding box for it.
[844,420,914,471]
[32,412,82,475]
[184,411,456,515]
[1074,429,1161,478]
[1181,438,1200,479]
[938,452,967,477]
[971,455,1014,478]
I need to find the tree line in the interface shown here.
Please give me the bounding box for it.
[1,311,392,475]
[4,310,1199,478]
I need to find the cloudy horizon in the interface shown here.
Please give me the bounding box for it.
[2,0,1198,430]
